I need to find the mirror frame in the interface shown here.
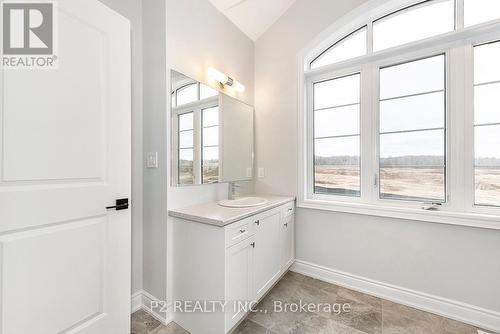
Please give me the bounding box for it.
[169,68,255,187]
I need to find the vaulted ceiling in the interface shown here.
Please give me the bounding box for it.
[208,0,297,41]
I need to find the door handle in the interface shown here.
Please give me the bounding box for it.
[251,242,255,248]
[106,198,129,211]
[254,220,260,226]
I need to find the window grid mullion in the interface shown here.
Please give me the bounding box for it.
[474,122,500,128]
[474,79,500,87]
[315,134,360,140]
[366,20,374,54]
[456,0,465,30]
[379,89,445,102]
[362,63,377,204]
[202,124,219,129]
[380,127,445,135]
[314,102,360,112]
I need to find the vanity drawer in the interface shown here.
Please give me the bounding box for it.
[225,217,255,247]
[282,202,295,218]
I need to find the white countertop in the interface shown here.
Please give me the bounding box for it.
[168,194,295,226]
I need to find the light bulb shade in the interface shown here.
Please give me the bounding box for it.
[208,67,245,92]
[208,67,229,85]
[233,81,245,93]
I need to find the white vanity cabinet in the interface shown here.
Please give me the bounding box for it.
[252,210,281,301]
[170,196,295,334]
[225,234,255,329]
[281,201,295,269]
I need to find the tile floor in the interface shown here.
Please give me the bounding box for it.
[131,271,487,334]
[131,309,188,334]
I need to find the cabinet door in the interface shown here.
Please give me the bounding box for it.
[253,212,281,300]
[281,215,294,269]
[226,237,254,330]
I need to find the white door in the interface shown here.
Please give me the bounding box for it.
[226,237,254,331]
[0,0,131,333]
[253,212,281,300]
[281,215,294,269]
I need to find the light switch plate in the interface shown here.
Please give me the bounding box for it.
[147,152,158,168]
[258,167,265,178]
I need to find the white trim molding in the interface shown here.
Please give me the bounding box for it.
[291,260,500,333]
[131,290,143,314]
[298,199,500,231]
[131,290,172,325]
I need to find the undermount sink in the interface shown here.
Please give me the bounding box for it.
[218,197,269,208]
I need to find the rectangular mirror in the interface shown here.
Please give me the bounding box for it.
[171,70,254,186]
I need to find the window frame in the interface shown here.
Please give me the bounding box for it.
[312,72,363,198]
[464,36,500,216]
[298,0,500,229]
[177,111,195,185]
[464,0,500,29]
[306,66,367,204]
[372,0,456,52]
[175,82,199,107]
[201,106,220,184]
[172,96,219,185]
[173,81,218,108]
[310,26,368,70]
[374,52,449,208]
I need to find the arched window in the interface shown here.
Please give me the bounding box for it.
[299,0,500,226]
[172,81,218,108]
[171,79,219,184]
[176,83,198,106]
[310,27,367,69]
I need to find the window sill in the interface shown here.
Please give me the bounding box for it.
[297,199,500,230]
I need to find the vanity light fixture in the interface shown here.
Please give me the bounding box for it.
[208,67,245,92]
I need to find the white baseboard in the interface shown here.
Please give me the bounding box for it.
[291,260,500,333]
[131,291,143,313]
[130,290,172,325]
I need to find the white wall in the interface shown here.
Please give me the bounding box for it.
[142,0,168,301]
[142,0,255,301]
[97,0,143,295]
[296,209,500,311]
[255,0,500,315]
[165,0,255,210]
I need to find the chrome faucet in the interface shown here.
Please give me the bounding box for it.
[228,182,242,200]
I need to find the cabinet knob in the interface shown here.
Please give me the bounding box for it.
[254,220,260,226]
[284,223,288,227]
[239,229,246,234]
[251,242,255,248]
